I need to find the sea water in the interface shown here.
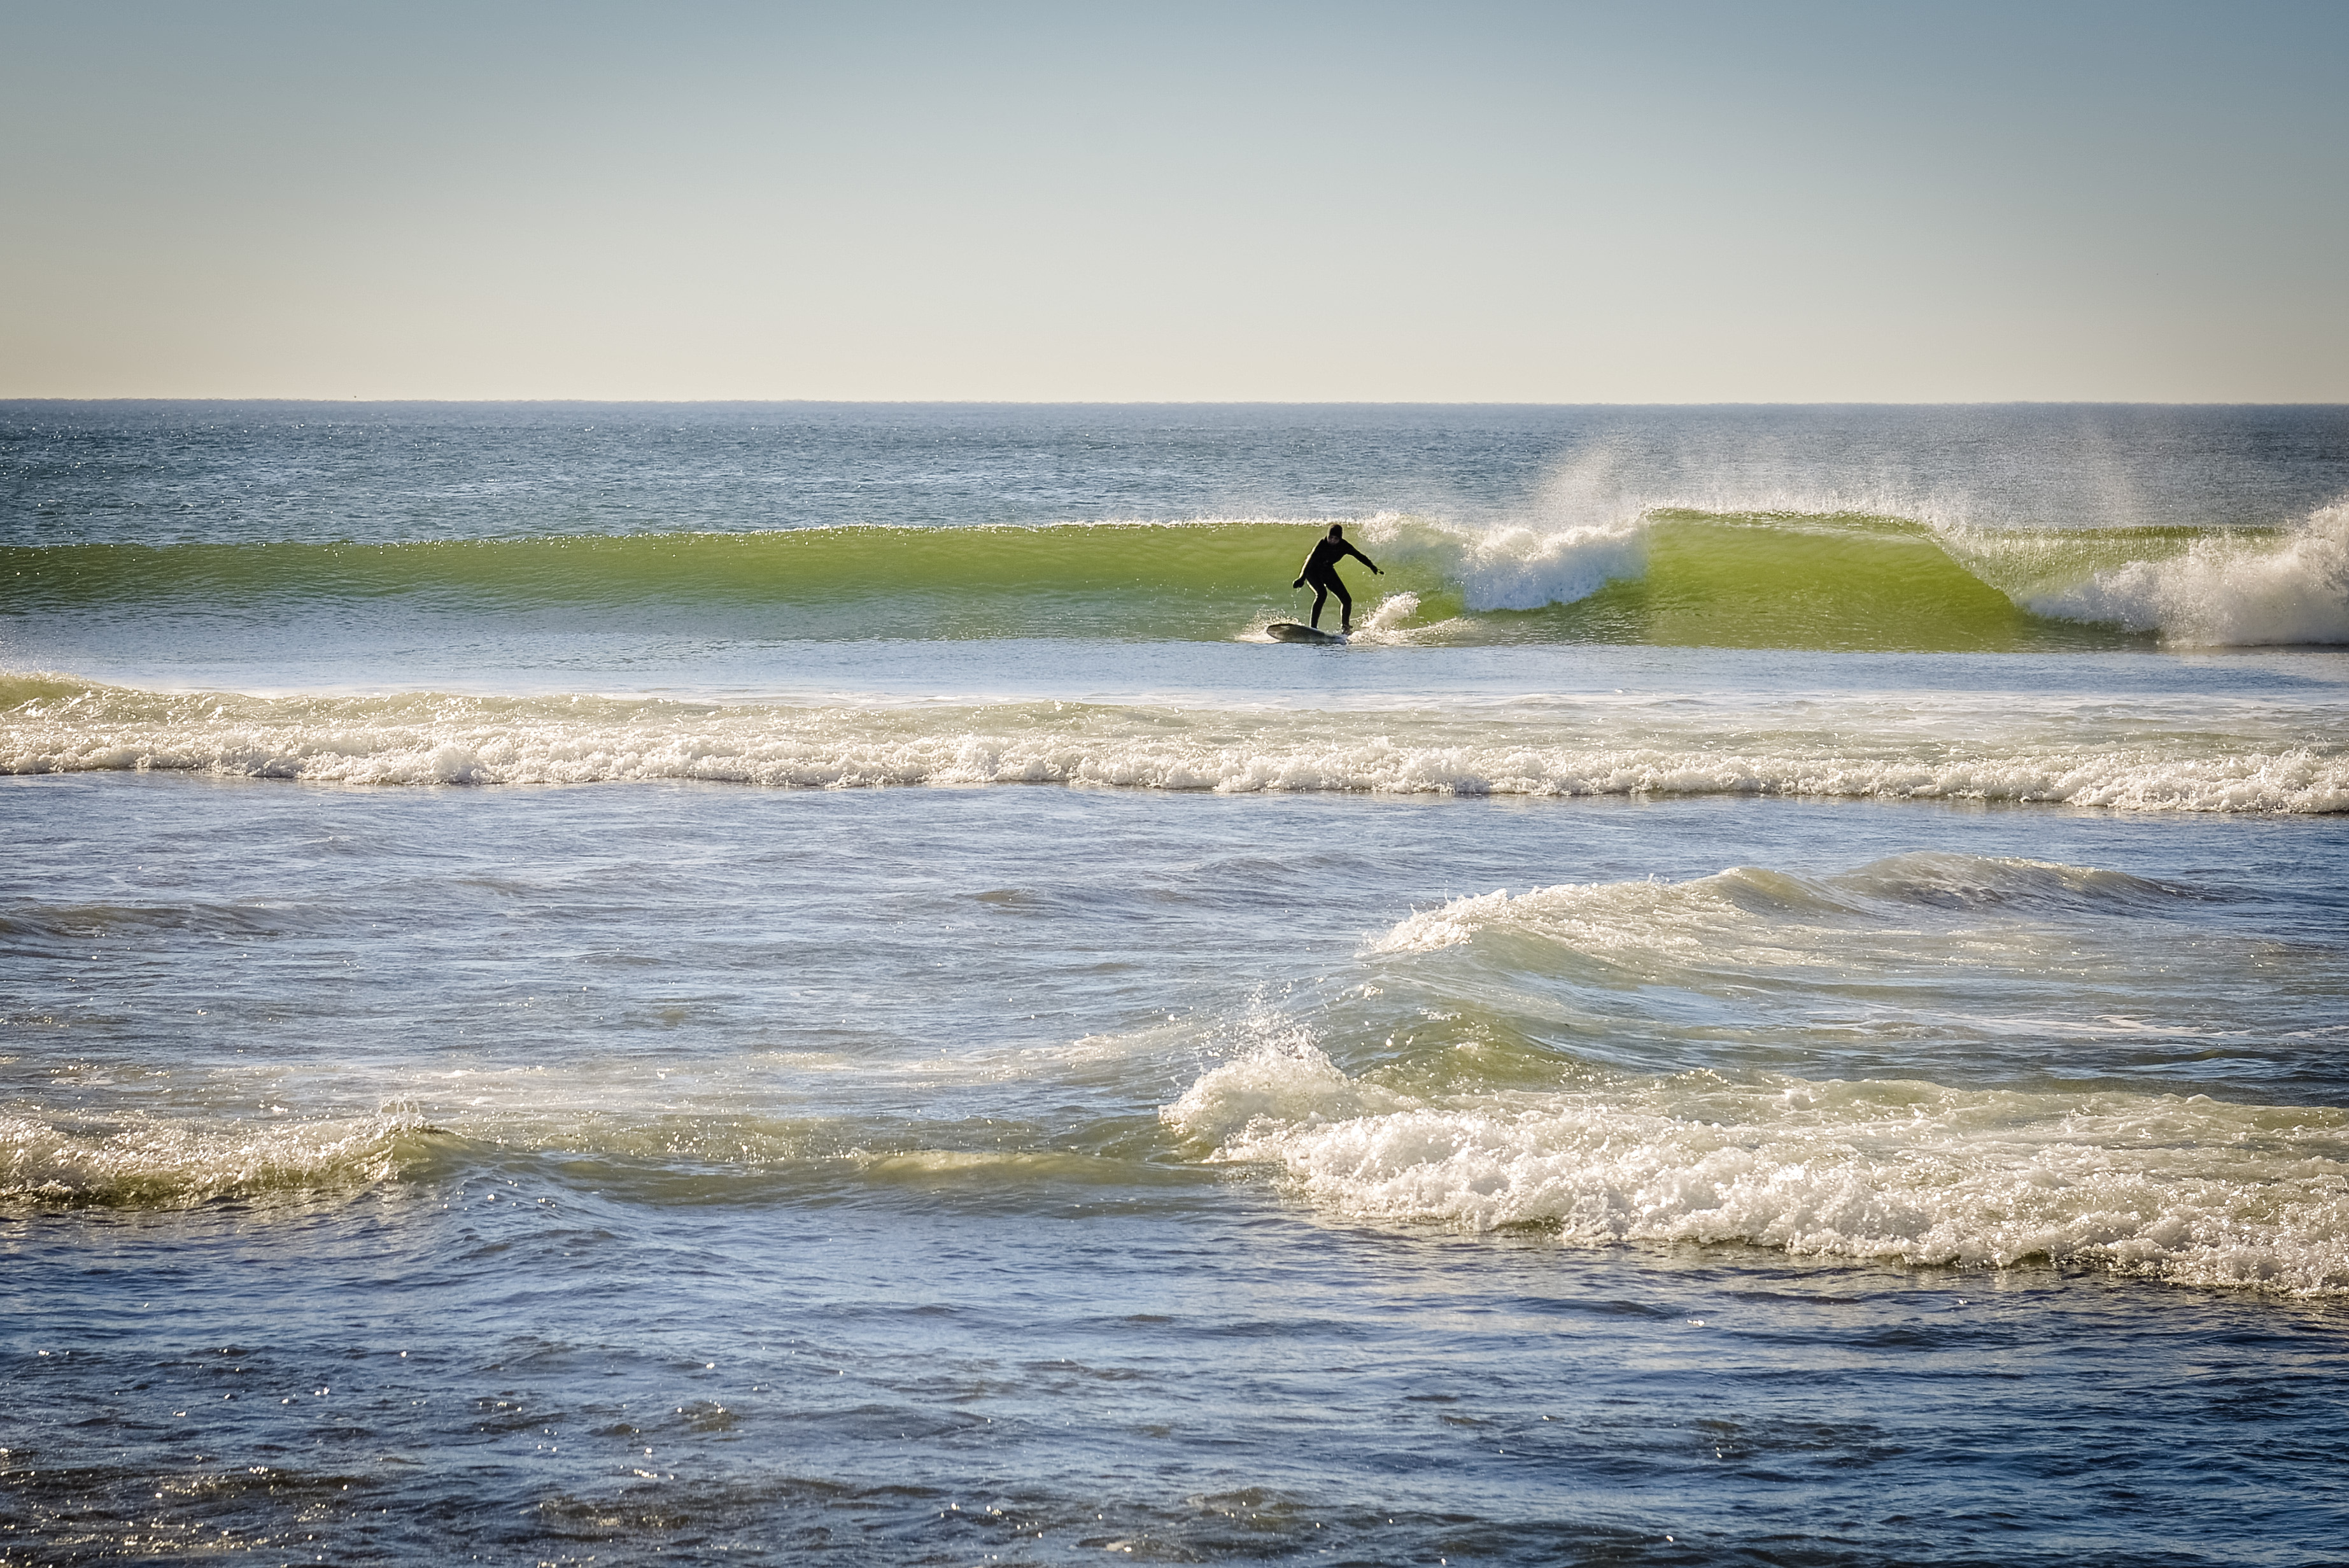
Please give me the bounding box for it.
[3,403,2346,1565]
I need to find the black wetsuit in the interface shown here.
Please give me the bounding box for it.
[1293,537,1380,630]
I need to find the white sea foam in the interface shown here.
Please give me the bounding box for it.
[1247,589,1435,644]
[2021,502,2349,646]
[1350,590,1430,639]
[0,1106,435,1208]
[1162,1046,2349,1294]
[4,681,2343,811]
[1167,856,2349,1293]
[1366,514,1646,611]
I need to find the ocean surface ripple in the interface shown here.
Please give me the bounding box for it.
[4,403,2346,1565]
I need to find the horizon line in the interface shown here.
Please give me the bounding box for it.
[6,396,2347,410]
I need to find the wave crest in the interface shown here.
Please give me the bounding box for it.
[1,1106,440,1210]
[2024,500,2349,646]
[1162,1046,2349,1294]
[8,505,2343,647]
[1373,854,2204,956]
[6,681,2341,811]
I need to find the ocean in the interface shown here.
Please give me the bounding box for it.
[3,402,2346,1565]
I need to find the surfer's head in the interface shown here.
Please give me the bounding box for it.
[1328,524,1344,538]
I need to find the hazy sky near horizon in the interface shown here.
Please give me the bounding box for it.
[4,2,2345,402]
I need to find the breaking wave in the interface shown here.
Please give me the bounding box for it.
[2019,498,2349,647]
[4,678,2343,811]
[0,1106,441,1210]
[6,505,2343,648]
[1162,853,2349,1294]
[1163,1049,2349,1294]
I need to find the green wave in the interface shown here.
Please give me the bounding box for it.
[0,522,1325,642]
[1523,512,2194,651]
[0,513,2282,649]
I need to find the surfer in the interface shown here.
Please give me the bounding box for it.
[1292,524,1382,632]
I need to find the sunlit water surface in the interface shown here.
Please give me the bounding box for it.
[4,404,2348,1564]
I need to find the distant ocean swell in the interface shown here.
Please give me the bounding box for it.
[7,505,2344,648]
[5,680,2344,810]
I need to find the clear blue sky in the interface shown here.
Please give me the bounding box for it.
[3,1,2343,400]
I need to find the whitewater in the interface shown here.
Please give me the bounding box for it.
[4,402,2348,1566]
[5,674,2345,812]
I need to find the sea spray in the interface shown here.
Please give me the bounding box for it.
[2024,500,2349,646]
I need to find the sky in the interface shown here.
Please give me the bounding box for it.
[3,1,2344,402]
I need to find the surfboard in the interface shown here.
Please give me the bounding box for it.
[1267,621,1348,644]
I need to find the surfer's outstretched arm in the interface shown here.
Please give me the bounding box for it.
[1344,542,1382,574]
